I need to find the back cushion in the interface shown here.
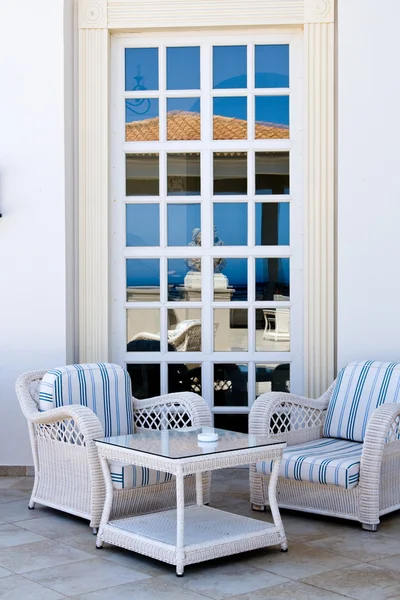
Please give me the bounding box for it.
[324,360,400,442]
[38,363,134,437]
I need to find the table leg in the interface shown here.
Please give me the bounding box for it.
[268,454,288,552]
[195,472,203,506]
[97,456,114,549]
[176,465,185,576]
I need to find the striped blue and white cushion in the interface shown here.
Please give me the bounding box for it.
[256,438,362,489]
[109,461,173,489]
[323,360,400,442]
[38,363,134,437]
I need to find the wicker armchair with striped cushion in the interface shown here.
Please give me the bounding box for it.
[16,363,211,531]
[250,360,400,530]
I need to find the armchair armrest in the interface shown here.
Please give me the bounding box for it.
[133,392,212,430]
[249,382,335,442]
[28,405,104,443]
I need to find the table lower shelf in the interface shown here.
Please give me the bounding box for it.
[99,505,286,568]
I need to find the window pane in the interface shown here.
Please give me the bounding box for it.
[214,364,248,407]
[256,363,290,397]
[213,46,247,89]
[167,98,200,141]
[255,152,289,195]
[213,153,247,195]
[127,364,160,399]
[214,258,247,301]
[214,413,248,433]
[168,258,201,301]
[167,204,201,246]
[255,258,290,300]
[126,154,159,196]
[127,309,160,350]
[213,97,247,140]
[167,309,202,352]
[167,46,200,90]
[168,363,202,395]
[214,309,248,352]
[125,48,158,91]
[125,99,159,141]
[167,153,200,196]
[256,308,290,352]
[255,96,289,139]
[126,259,160,302]
[255,44,289,88]
[126,204,159,247]
[214,203,247,246]
[255,203,289,246]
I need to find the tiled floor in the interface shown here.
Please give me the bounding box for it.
[0,470,400,599]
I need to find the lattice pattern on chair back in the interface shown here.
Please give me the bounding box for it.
[134,401,193,432]
[386,414,400,443]
[34,420,86,446]
[269,402,326,435]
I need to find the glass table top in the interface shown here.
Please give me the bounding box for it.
[95,427,284,460]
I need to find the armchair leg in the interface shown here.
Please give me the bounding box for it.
[362,523,378,532]
[28,501,35,510]
[92,527,98,535]
[252,504,266,512]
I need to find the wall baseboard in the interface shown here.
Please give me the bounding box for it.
[0,466,34,476]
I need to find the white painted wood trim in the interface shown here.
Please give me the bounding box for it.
[78,27,109,361]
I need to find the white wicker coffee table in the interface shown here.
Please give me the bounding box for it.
[95,428,287,576]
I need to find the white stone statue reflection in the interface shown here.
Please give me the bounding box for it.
[185,227,228,290]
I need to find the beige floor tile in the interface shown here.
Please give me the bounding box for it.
[10,477,35,492]
[306,530,400,561]
[0,489,31,504]
[250,542,359,579]
[73,576,213,600]
[159,562,288,600]
[0,538,92,574]
[0,523,46,548]
[229,581,349,599]
[0,498,51,522]
[0,574,65,599]
[370,554,400,571]
[0,477,24,489]
[99,544,172,577]
[25,557,150,596]
[301,563,400,600]
[14,514,90,539]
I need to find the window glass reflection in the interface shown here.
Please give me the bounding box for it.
[256,363,290,397]
[125,99,159,142]
[126,204,159,247]
[255,258,290,300]
[214,364,248,407]
[213,153,247,195]
[256,308,290,352]
[214,258,247,301]
[167,98,200,141]
[167,46,200,90]
[126,259,160,302]
[167,153,200,196]
[214,203,247,246]
[168,258,201,301]
[126,309,160,350]
[255,203,289,246]
[255,152,289,195]
[167,204,201,246]
[213,46,247,89]
[213,97,247,140]
[167,309,202,352]
[168,363,202,395]
[127,364,160,400]
[214,309,248,352]
[255,96,289,139]
[125,48,158,91]
[126,154,159,196]
[255,44,289,88]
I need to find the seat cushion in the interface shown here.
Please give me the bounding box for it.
[38,363,134,437]
[256,438,362,489]
[324,361,400,442]
[109,462,173,489]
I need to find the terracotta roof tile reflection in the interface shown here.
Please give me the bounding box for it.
[125,111,289,141]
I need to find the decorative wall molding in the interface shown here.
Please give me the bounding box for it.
[79,0,107,28]
[304,22,335,397]
[304,0,333,23]
[78,28,109,362]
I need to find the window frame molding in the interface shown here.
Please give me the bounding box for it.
[77,0,335,397]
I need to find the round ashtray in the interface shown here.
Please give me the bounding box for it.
[197,432,219,443]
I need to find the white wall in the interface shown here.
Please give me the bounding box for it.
[337,0,400,368]
[0,0,71,464]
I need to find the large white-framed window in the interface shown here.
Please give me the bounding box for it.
[110,31,303,430]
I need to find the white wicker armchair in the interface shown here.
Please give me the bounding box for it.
[16,364,212,531]
[129,319,202,352]
[249,361,400,531]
